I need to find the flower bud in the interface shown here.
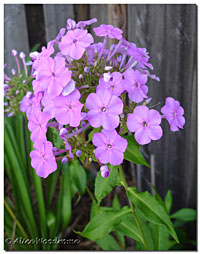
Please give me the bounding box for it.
[100,165,110,178]
[84,67,90,73]
[76,150,82,157]
[11,68,16,75]
[61,157,68,164]
[11,49,17,56]
[67,18,76,30]
[19,52,26,59]
[29,51,39,61]
[60,128,68,136]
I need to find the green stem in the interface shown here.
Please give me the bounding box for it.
[86,186,97,203]
[118,165,148,250]
[4,200,29,239]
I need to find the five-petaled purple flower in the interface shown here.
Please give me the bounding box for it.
[97,72,125,96]
[36,56,71,98]
[28,108,50,142]
[127,105,163,145]
[161,97,185,132]
[93,129,127,166]
[30,140,57,178]
[93,24,123,40]
[59,29,94,60]
[86,89,123,130]
[124,69,148,103]
[54,89,83,127]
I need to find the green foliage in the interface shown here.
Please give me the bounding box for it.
[76,206,131,241]
[4,116,87,250]
[171,208,196,222]
[127,187,179,243]
[95,166,118,204]
[122,135,150,167]
[165,190,173,214]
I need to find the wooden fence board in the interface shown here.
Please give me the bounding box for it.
[4,4,29,75]
[127,4,197,210]
[43,4,74,42]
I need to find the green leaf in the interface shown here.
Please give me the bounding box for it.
[47,127,64,149]
[150,223,176,250]
[96,234,121,250]
[95,166,118,204]
[135,210,154,250]
[170,208,196,222]
[113,214,142,243]
[127,187,179,243]
[69,160,86,196]
[112,195,125,249]
[122,135,150,167]
[165,190,173,214]
[61,164,72,231]
[76,206,131,241]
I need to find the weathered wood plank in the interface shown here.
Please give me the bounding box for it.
[127,4,197,210]
[4,4,29,75]
[43,4,74,42]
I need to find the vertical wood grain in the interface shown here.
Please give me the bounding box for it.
[127,4,197,210]
[4,4,29,75]
[43,4,74,42]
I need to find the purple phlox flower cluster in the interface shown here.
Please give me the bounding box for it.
[127,105,163,145]
[161,97,185,132]
[5,18,186,179]
[93,129,127,166]
[124,69,148,103]
[86,89,123,130]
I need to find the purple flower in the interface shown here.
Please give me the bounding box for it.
[86,89,123,130]
[127,45,153,70]
[161,97,185,132]
[20,92,42,118]
[93,129,127,166]
[30,140,57,178]
[67,18,77,30]
[100,165,110,178]
[127,105,163,145]
[124,69,148,103]
[28,109,51,142]
[97,72,124,96]
[41,93,56,118]
[36,56,71,98]
[76,18,97,29]
[59,29,94,60]
[93,24,123,40]
[32,43,54,70]
[54,89,83,127]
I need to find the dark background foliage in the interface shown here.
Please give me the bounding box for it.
[4,2,197,228]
